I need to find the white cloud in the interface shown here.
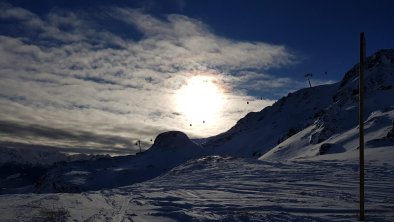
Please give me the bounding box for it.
[0,4,306,155]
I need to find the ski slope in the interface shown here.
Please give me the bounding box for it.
[1,155,393,222]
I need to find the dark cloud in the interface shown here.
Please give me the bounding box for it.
[0,120,137,153]
[0,141,131,155]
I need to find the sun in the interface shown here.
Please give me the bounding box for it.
[175,76,225,126]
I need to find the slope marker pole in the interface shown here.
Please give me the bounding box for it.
[359,32,366,221]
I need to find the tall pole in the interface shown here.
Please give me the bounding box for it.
[359,32,366,221]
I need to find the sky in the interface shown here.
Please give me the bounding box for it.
[0,0,393,155]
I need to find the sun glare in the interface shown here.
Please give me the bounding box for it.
[175,76,225,126]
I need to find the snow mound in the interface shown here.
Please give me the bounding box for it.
[149,131,199,151]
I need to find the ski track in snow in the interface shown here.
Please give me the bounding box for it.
[1,157,393,222]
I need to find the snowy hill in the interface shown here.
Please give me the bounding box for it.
[33,131,205,193]
[203,49,394,161]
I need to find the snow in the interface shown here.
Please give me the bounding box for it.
[4,173,20,180]
[0,156,393,221]
[260,108,394,160]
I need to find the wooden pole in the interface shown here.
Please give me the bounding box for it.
[359,32,366,221]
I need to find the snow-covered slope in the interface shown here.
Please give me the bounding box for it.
[34,131,205,193]
[261,49,394,160]
[203,49,394,161]
[1,156,393,221]
[204,83,338,157]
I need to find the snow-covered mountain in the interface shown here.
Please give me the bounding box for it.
[0,146,104,166]
[204,49,394,161]
[261,49,394,160]
[0,147,109,194]
[204,83,338,157]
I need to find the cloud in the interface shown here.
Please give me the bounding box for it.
[0,2,37,21]
[0,4,309,155]
[110,8,295,71]
[0,120,137,154]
